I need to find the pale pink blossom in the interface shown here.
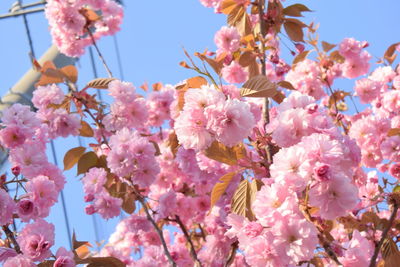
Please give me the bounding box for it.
[17,219,55,262]
[0,188,15,226]
[205,99,255,146]
[221,61,248,84]
[309,174,358,220]
[214,26,241,54]
[174,108,213,150]
[3,254,36,267]
[32,84,65,109]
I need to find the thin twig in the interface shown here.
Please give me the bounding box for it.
[369,201,399,267]
[175,215,203,267]
[258,0,273,165]
[87,28,113,78]
[224,241,238,267]
[2,226,21,254]
[133,190,177,267]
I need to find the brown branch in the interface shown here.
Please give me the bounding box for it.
[224,241,238,267]
[2,225,21,254]
[258,0,273,165]
[174,215,203,267]
[87,28,113,78]
[133,190,177,267]
[369,200,399,267]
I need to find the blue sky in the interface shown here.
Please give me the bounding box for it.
[0,0,399,252]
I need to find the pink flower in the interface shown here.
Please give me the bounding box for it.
[271,109,310,147]
[155,190,177,220]
[354,78,381,104]
[183,86,225,111]
[313,163,330,182]
[341,52,371,79]
[9,143,48,178]
[381,136,400,162]
[146,88,174,127]
[285,59,325,100]
[3,254,35,267]
[1,103,40,130]
[205,99,255,146]
[32,84,65,109]
[0,247,17,263]
[382,90,400,113]
[54,247,76,267]
[94,191,122,219]
[339,38,364,59]
[45,0,123,57]
[174,108,213,150]
[389,163,400,179]
[25,175,58,217]
[37,109,81,138]
[17,219,55,262]
[309,174,358,220]
[270,146,309,191]
[273,213,318,264]
[221,61,248,84]
[214,26,241,54]
[17,199,36,222]
[82,167,107,195]
[0,125,27,148]
[108,80,136,103]
[243,232,287,267]
[0,189,15,225]
[340,230,373,267]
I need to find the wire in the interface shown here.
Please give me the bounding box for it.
[88,46,103,102]
[113,35,125,80]
[50,141,73,250]
[19,0,35,58]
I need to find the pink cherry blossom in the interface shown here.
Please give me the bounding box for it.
[205,99,255,146]
[221,61,248,84]
[214,26,241,54]
[17,219,55,262]
[0,188,15,226]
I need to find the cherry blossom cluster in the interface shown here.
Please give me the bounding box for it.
[174,85,256,149]
[2,0,400,266]
[45,0,123,57]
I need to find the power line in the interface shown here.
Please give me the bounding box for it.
[19,0,36,58]
[113,35,125,80]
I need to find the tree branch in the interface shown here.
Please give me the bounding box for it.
[2,225,21,254]
[87,28,114,78]
[258,0,273,165]
[133,190,177,267]
[174,215,202,267]
[369,199,399,267]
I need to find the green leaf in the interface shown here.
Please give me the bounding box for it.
[393,185,400,193]
[63,146,86,171]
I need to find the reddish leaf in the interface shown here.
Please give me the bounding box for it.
[284,19,305,42]
[63,147,86,171]
[60,65,78,83]
[283,3,311,17]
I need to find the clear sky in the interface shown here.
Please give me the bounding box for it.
[0,0,399,251]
